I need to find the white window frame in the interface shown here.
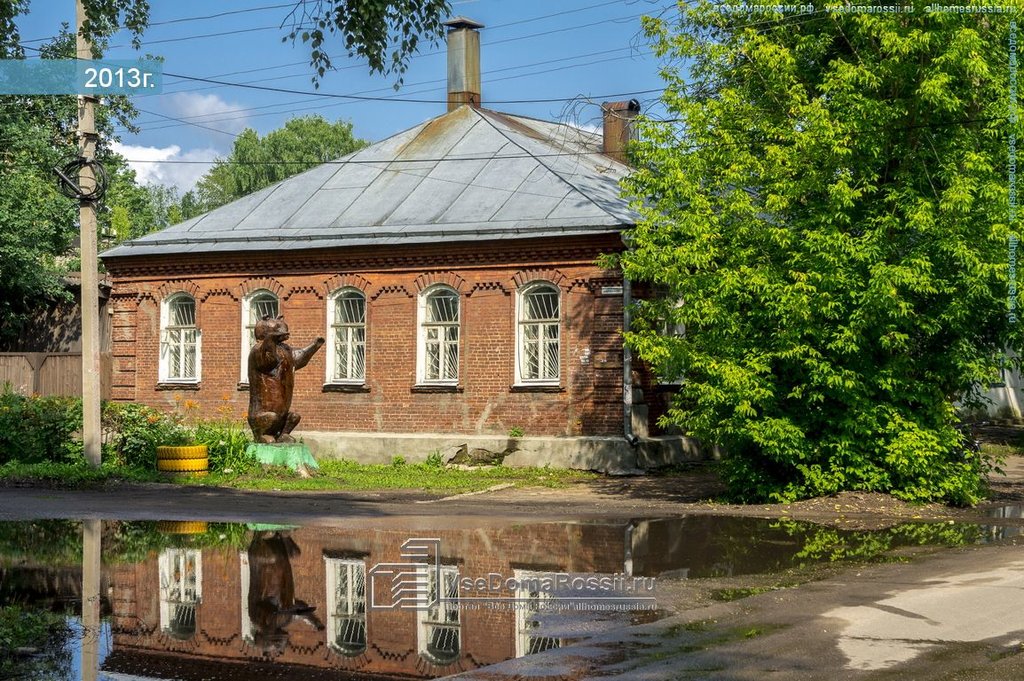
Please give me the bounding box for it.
[416,563,461,665]
[416,286,461,386]
[513,569,562,657]
[324,557,367,656]
[240,289,279,383]
[514,282,561,386]
[159,293,200,384]
[326,289,367,385]
[159,548,202,638]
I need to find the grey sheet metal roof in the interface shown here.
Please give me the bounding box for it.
[102,106,636,259]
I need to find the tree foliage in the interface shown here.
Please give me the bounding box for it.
[0,32,155,342]
[1,0,451,83]
[179,115,367,219]
[283,0,451,85]
[618,2,1022,504]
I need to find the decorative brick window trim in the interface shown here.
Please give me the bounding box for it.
[411,384,463,394]
[509,385,564,393]
[156,382,201,391]
[323,384,370,393]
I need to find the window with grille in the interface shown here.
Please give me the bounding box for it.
[159,548,202,640]
[419,287,460,384]
[328,290,366,383]
[514,570,562,657]
[240,290,279,382]
[325,558,367,656]
[517,284,560,384]
[160,294,199,382]
[417,564,460,665]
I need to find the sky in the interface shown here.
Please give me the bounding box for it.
[15,0,672,194]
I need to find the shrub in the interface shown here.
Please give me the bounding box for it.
[102,402,190,468]
[0,387,81,465]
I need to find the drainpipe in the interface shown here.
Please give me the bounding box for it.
[623,278,639,446]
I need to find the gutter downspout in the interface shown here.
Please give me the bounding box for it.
[623,278,640,446]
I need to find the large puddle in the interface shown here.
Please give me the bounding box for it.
[0,514,1019,680]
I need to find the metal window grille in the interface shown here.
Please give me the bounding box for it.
[519,286,559,381]
[332,291,366,382]
[326,558,367,656]
[161,296,197,380]
[245,291,279,352]
[423,290,459,382]
[419,565,460,664]
[514,570,561,657]
[159,549,201,640]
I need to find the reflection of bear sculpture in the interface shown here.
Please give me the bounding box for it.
[246,531,322,655]
[247,315,324,443]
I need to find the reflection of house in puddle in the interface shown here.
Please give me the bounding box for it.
[158,548,201,640]
[94,516,1017,678]
[105,521,659,679]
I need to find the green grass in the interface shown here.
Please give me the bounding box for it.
[0,460,161,487]
[188,459,598,493]
[980,442,1024,459]
[0,457,597,493]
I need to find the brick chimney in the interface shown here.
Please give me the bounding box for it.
[444,16,484,112]
[601,99,641,164]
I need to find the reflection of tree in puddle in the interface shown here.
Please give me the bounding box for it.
[774,520,982,563]
[245,531,323,655]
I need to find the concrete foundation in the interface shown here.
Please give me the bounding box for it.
[296,431,711,474]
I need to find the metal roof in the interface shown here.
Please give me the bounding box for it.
[101,105,636,260]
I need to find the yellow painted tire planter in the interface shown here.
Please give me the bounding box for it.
[156,444,208,460]
[156,456,209,474]
[157,520,209,534]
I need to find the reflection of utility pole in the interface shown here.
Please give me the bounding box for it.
[81,519,102,681]
[77,0,101,467]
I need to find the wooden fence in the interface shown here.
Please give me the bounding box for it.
[0,353,111,400]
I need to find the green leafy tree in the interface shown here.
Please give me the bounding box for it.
[616,2,1022,504]
[191,115,368,214]
[1,0,451,83]
[0,32,146,342]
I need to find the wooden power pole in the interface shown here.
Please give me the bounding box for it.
[77,0,102,467]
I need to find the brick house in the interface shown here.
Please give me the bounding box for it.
[101,19,688,468]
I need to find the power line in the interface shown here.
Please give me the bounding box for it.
[158,68,664,105]
[131,47,649,130]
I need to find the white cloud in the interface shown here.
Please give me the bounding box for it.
[167,92,250,133]
[111,141,221,194]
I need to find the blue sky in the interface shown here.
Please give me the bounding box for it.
[16,0,671,193]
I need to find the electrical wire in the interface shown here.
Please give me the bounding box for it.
[130,48,653,131]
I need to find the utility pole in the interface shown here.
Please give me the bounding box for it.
[77,0,102,467]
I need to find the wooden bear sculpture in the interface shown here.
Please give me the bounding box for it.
[247,315,324,443]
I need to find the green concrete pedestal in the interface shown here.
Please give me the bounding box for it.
[247,442,319,474]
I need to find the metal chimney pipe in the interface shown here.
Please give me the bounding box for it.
[602,99,641,164]
[444,17,484,112]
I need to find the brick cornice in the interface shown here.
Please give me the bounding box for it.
[102,235,624,281]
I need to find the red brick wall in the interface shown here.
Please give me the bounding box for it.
[105,237,634,437]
